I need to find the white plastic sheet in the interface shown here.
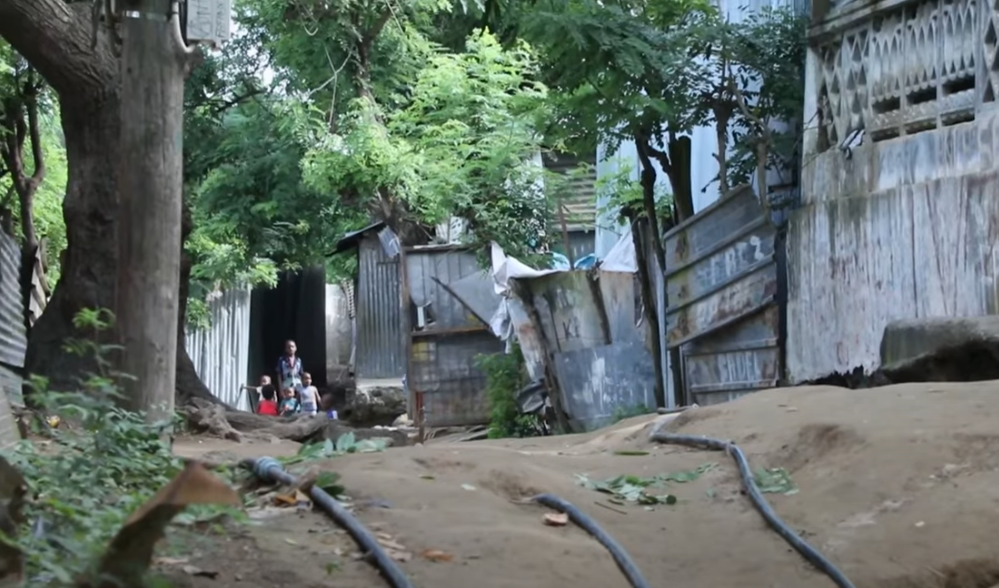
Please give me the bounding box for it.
[600,228,637,273]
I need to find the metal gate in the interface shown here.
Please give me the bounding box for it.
[663,185,782,405]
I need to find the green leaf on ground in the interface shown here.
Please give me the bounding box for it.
[574,463,717,506]
[754,467,798,495]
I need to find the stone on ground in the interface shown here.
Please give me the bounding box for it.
[879,316,999,382]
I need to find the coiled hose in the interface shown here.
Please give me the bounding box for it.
[532,493,652,588]
[244,457,415,588]
[649,432,857,588]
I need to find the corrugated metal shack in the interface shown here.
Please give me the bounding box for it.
[510,268,656,431]
[404,245,502,427]
[333,223,406,382]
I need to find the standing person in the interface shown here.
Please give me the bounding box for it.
[300,372,321,417]
[276,339,304,398]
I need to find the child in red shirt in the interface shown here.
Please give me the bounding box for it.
[257,384,279,416]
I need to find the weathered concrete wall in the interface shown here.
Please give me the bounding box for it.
[790,95,999,380]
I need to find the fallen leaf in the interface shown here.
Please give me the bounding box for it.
[285,538,299,545]
[420,549,454,563]
[461,484,476,491]
[93,461,242,588]
[273,494,298,506]
[420,475,435,480]
[543,513,569,527]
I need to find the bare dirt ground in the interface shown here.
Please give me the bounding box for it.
[167,382,999,588]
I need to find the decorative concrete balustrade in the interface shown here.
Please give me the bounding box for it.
[808,0,987,153]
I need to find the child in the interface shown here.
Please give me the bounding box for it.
[299,372,321,417]
[257,384,279,416]
[279,387,300,417]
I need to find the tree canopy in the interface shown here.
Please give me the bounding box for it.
[0,0,805,407]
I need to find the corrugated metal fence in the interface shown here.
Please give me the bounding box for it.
[185,288,252,411]
[0,233,28,451]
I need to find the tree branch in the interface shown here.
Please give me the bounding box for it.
[0,0,118,99]
[728,74,771,210]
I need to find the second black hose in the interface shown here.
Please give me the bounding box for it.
[244,456,415,588]
[532,493,652,588]
[650,432,857,588]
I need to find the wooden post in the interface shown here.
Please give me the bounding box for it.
[115,0,197,421]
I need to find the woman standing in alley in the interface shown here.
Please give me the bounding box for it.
[276,339,304,399]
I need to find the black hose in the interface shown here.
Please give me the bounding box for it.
[244,457,415,588]
[532,493,652,588]
[649,433,857,588]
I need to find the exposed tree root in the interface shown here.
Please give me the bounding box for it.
[183,399,329,443]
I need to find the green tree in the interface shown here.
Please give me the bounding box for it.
[0,41,67,289]
[301,28,552,262]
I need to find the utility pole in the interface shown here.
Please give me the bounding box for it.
[116,0,196,422]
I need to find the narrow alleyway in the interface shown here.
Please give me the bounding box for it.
[171,382,999,588]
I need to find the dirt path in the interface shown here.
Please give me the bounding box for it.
[170,382,999,588]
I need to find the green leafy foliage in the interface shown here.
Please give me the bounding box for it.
[475,345,539,439]
[754,467,798,495]
[284,431,388,466]
[2,309,244,585]
[0,41,68,289]
[301,28,553,262]
[720,7,808,189]
[575,463,718,506]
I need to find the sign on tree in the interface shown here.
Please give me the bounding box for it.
[185,0,231,46]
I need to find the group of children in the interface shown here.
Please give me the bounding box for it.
[249,373,321,417]
[245,339,324,418]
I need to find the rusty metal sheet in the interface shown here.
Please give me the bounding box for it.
[523,272,608,352]
[508,299,546,382]
[681,306,780,405]
[596,271,642,344]
[663,185,782,405]
[405,247,503,427]
[664,186,778,347]
[406,247,487,329]
[667,262,777,347]
[409,332,498,427]
[552,340,656,431]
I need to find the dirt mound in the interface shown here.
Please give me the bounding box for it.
[173,381,999,588]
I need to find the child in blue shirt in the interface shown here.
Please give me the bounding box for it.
[278,387,300,417]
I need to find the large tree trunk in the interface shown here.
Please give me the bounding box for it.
[0,0,212,405]
[27,82,123,393]
[115,0,189,420]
